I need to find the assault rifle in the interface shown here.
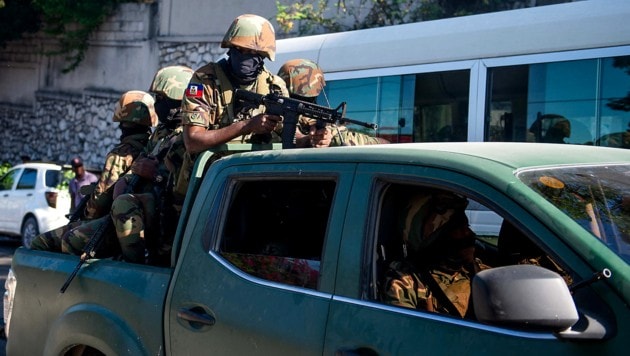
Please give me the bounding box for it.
[60,174,140,293]
[234,89,378,148]
[65,183,96,223]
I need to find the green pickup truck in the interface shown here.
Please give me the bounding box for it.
[5,142,630,355]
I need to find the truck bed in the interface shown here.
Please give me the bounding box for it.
[7,248,171,355]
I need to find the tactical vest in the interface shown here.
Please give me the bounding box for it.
[204,59,285,130]
[171,61,286,203]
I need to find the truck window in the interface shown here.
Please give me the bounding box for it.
[371,182,574,319]
[218,179,335,290]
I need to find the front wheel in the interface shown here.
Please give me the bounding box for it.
[21,216,39,248]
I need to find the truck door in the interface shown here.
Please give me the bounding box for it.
[165,160,356,355]
[324,163,629,355]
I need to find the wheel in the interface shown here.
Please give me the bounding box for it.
[21,216,39,248]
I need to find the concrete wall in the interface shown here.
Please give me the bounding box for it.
[158,0,277,40]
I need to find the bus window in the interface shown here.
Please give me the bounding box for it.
[486,56,630,148]
[322,70,470,143]
[414,70,470,143]
[322,76,415,143]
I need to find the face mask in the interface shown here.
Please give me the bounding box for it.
[154,97,181,124]
[228,48,264,83]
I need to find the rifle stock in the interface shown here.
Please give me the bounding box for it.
[234,89,378,148]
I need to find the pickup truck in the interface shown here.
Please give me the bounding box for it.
[5,142,630,355]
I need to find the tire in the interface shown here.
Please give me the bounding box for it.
[21,216,39,248]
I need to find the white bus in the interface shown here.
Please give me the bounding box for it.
[271,0,630,147]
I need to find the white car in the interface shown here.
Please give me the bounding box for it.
[0,162,71,247]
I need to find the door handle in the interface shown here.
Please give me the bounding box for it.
[177,307,215,326]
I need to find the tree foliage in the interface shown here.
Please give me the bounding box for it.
[276,0,573,35]
[0,0,129,73]
[34,0,126,72]
[0,0,42,47]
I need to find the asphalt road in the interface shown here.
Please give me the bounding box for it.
[0,235,21,355]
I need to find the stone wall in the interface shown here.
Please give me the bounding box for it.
[157,41,224,72]
[0,90,122,170]
[0,3,217,169]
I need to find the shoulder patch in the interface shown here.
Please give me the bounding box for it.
[185,83,204,98]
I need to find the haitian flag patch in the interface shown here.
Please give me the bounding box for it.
[185,83,204,98]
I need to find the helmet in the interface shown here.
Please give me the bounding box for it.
[112,90,158,127]
[401,190,469,255]
[277,59,325,98]
[221,14,276,61]
[149,65,194,101]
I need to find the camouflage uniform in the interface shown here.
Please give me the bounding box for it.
[108,66,194,264]
[60,91,158,256]
[276,58,385,146]
[177,14,288,199]
[30,91,157,252]
[382,190,489,318]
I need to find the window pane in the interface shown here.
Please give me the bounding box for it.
[486,56,630,149]
[518,164,630,264]
[372,182,574,320]
[0,169,19,191]
[599,56,630,148]
[219,179,335,290]
[324,70,469,143]
[323,77,378,126]
[414,70,470,142]
[17,168,36,189]
[45,170,61,188]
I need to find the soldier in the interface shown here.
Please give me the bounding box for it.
[276,58,389,147]
[30,90,157,252]
[175,14,288,201]
[107,65,194,265]
[58,91,158,256]
[382,189,490,318]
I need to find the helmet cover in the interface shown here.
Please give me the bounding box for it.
[277,59,325,98]
[112,90,158,127]
[149,66,194,101]
[221,14,276,61]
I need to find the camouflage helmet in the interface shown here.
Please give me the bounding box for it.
[277,59,326,98]
[149,65,194,101]
[402,190,469,254]
[221,14,276,61]
[112,90,158,127]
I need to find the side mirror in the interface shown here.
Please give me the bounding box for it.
[473,265,578,331]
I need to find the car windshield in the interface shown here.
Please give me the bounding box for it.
[518,163,630,264]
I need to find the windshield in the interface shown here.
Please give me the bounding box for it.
[518,164,630,264]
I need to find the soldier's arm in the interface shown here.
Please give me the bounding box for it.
[382,263,430,310]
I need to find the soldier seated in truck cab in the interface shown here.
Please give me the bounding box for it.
[381,189,490,318]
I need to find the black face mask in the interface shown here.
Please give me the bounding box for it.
[227,48,264,84]
[154,97,181,125]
